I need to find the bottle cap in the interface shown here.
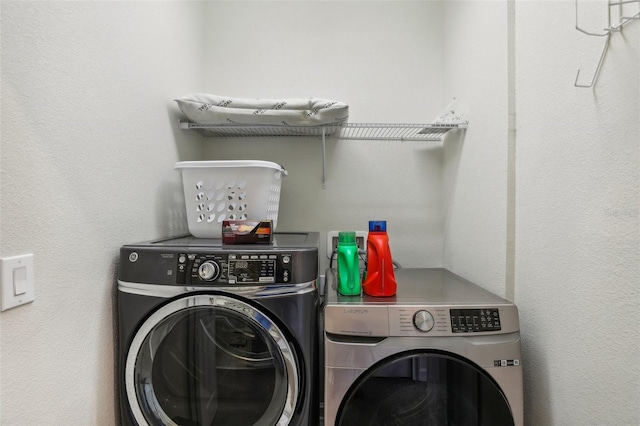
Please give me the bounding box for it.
[338,231,357,245]
[368,221,387,232]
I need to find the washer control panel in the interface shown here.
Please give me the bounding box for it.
[450,308,501,333]
[176,252,293,285]
[383,306,511,337]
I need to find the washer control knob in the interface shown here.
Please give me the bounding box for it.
[413,310,435,332]
[198,261,220,282]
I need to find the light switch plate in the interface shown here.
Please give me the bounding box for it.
[1,254,35,311]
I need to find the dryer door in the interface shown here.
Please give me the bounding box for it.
[336,350,513,426]
[125,294,298,426]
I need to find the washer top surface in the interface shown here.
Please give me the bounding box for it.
[325,268,511,307]
[124,232,319,251]
[324,268,519,337]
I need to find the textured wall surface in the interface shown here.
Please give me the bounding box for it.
[0,1,204,423]
[515,1,639,425]
[440,0,510,297]
[201,1,449,272]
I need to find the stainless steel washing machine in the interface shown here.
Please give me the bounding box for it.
[117,232,319,426]
[324,268,523,426]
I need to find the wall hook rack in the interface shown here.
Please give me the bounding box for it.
[574,0,639,88]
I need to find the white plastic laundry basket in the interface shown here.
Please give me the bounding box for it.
[175,160,287,238]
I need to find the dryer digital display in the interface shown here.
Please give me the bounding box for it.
[228,258,276,283]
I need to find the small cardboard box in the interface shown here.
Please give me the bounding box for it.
[222,220,273,244]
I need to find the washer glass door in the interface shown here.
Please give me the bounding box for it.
[337,351,513,426]
[126,294,298,426]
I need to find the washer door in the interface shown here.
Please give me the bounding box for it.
[125,294,298,426]
[336,350,513,426]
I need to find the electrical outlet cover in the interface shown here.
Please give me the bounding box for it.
[326,231,367,258]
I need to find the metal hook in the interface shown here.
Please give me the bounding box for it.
[576,0,640,35]
[575,0,611,36]
[609,0,640,5]
[573,0,638,88]
[574,33,611,88]
[606,10,640,32]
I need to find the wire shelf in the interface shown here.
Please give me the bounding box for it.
[179,121,468,141]
[179,120,468,189]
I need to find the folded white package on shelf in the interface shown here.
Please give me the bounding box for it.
[432,98,469,125]
[175,93,349,128]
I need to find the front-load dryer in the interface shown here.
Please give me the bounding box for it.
[324,268,523,426]
[117,233,319,426]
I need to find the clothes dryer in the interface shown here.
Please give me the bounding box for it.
[117,233,319,426]
[324,268,523,426]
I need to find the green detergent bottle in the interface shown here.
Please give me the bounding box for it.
[337,231,361,296]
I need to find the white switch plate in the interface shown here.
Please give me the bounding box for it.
[1,254,35,311]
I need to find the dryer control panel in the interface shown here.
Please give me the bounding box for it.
[118,233,319,286]
[177,252,294,285]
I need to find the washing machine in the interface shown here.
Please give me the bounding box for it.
[117,232,319,426]
[324,268,523,426]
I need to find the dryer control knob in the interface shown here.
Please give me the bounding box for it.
[413,310,435,332]
[198,261,220,282]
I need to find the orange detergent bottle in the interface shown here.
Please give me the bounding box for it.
[362,221,397,297]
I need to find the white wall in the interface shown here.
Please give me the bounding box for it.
[441,0,511,297]
[515,1,639,425]
[201,1,447,272]
[200,1,511,287]
[0,1,204,423]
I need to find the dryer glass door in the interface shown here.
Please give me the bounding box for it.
[337,350,514,426]
[125,294,298,426]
